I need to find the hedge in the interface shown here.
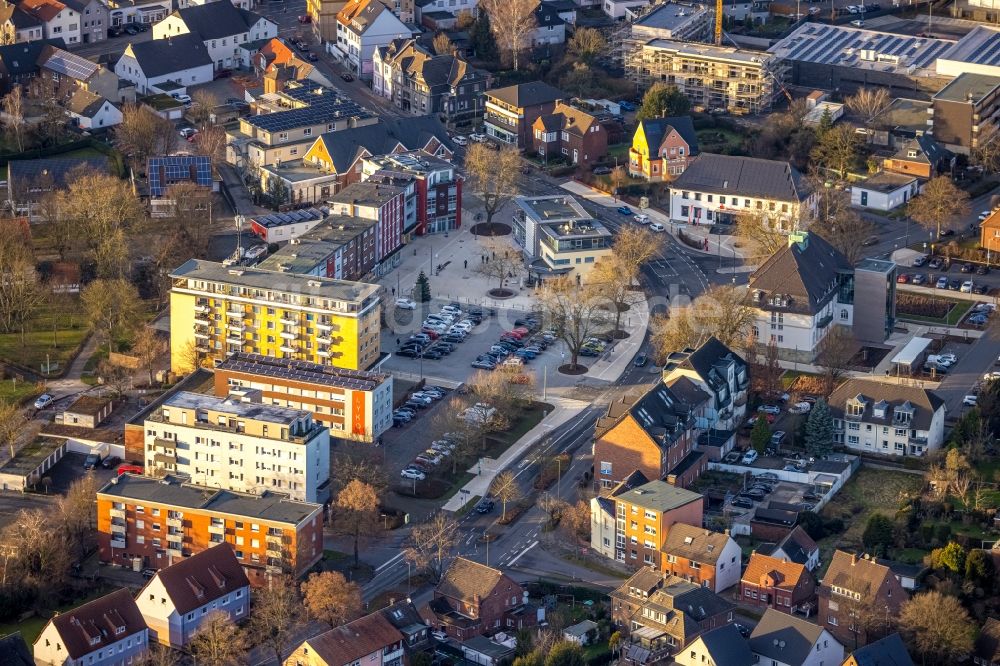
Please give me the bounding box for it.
[0,139,126,178]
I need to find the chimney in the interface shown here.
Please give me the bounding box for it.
[851,553,858,566]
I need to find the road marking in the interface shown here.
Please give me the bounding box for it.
[375,552,405,573]
[507,540,538,567]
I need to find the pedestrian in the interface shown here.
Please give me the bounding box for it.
[391,286,396,296]
[396,338,400,345]
[492,251,496,260]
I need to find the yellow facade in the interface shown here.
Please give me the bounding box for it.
[629,124,653,180]
[169,260,381,374]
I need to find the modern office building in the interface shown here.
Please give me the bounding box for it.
[142,391,330,503]
[511,195,612,282]
[96,474,324,582]
[931,73,1000,155]
[853,258,897,345]
[168,259,381,373]
[214,352,393,443]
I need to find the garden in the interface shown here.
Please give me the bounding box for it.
[895,293,973,326]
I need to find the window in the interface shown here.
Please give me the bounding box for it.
[600,461,612,476]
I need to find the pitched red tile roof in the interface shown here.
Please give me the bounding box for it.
[823,550,892,598]
[305,611,404,666]
[44,589,146,659]
[436,557,505,605]
[742,553,808,591]
[151,543,249,614]
[20,0,65,23]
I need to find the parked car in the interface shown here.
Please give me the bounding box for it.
[592,166,612,175]
[731,497,754,509]
[340,72,354,82]
[633,354,648,367]
[961,280,974,293]
[896,273,910,284]
[948,279,962,291]
[928,257,943,269]
[758,404,781,415]
[974,283,990,294]
[616,206,633,215]
[298,14,311,21]
[936,276,949,289]
[34,394,54,410]
[401,468,425,480]
[963,395,978,406]
[911,255,927,267]
[911,273,927,285]
[741,449,759,465]
[395,297,416,310]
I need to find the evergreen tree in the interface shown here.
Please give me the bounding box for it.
[804,398,834,458]
[470,13,498,63]
[415,271,432,302]
[750,416,770,454]
[817,107,834,134]
[636,83,691,120]
[862,514,895,556]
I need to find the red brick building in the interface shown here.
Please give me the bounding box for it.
[740,553,816,616]
[593,381,708,492]
[661,523,742,593]
[530,102,608,168]
[484,81,563,148]
[818,551,907,649]
[363,151,463,236]
[427,558,536,640]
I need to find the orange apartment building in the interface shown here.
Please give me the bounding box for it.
[608,478,704,568]
[97,474,323,585]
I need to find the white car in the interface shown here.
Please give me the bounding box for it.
[961,280,974,293]
[649,223,665,232]
[431,631,448,641]
[400,468,426,481]
[789,401,812,414]
[469,133,488,143]
[178,127,196,138]
[963,395,978,406]
[451,135,468,146]
[395,297,416,310]
[984,371,1000,381]
[937,353,957,364]
[741,450,759,465]
[440,306,463,316]
[408,394,433,405]
[979,210,992,221]
[850,19,864,26]
[633,214,649,224]
[33,393,54,410]
[172,93,193,104]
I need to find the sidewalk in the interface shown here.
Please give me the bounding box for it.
[441,394,591,511]
[559,180,746,264]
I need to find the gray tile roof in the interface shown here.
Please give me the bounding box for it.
[613,480,703,513]
[314,116,451,173]
[695,624,753,666]
[124,34,211,78]
[636,116,699,158]
[749,232,851,314]
[487,80,564,108]
[848,632,915,666]
[170,1,270,41]
[826,378,944,431]
[749,608,827,665]
[0,38,65,77]
[8,156,108,193]
[0,634,32,666]
[671,153,807,202]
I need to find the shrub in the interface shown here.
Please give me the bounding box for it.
[896,293,954,319]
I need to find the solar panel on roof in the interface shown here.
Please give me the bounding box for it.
[148,155,212,197]
[45,50,98,81]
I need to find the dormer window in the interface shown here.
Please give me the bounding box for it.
[907,150,917,158]
[846,399,865,417]
[873,400,889,419]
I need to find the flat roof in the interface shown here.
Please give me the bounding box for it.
[768,23,954,74]
[641,38,773,65]
[258,239,340,274]
[246,84,373,133]
[99,474,321,524]
[857,171,917,193]
[217,352,389,391]
[170,259,380,305]
[537,219,612,240]
[856,257,897,274]
[618,479,704,512]
[938,25,1000,69]
[365,150,453,174]
[933,72,1000,103]
[249,207,327,229]
[261,160,337,183]
[634,2,707,30]
[514,195,590,223]
[891,336,932,365]
[329,181,403,207]
[885,98,932,134]
[0,438,62,477]
[156,391,310,424]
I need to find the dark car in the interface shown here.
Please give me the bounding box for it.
[634,354,648,367]
[475,499,495,513]
[592,166,612,175]
[617,206,633,215]
[101,456,121,469]
[396,348,420,358]
[949,279,962,290]
[939,229,956,238]
[974,283,990,294]
[441,334,465,343]
[977,264,990,275]
[421,350,443,360]
[731,497,754,509]
[123,24,139,34]
[340,72,354,82]
[863,235,879,246]
[579,347,599,357]
[307,52,319,61]
[960,263,974,273]
[134,22,148,31]
[141,568,157,580]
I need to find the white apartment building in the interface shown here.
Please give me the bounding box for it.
[335,0,411,79]
[143,392,331,503]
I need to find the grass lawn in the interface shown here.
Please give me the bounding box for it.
[0,297,89,375]
[57,147,106,160]
[607,144,629,161]
[696,128,744,154]
[818,467,924,566]
[0,378,43,405]
[896,297,973,326]
[482,402,551,459]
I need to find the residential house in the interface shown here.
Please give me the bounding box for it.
[510,194,612,282]
[460,637,515,666]
[335,0,412,79]
[882,135,950,179]
[484,80,563,147]
[598,478,703,568]
[64,0,106,44]
[751,506,801,543]
[326,180,405,277]
[974,618,1000,666]
[931,72,1000,155]
[428,557,536,640]
[0,38,65,92]
[662,336,748,432]
[96,473,325,581]
[372,38,488,124]
[660,523,741,593]
[153,1,277,71]
[412,0,476,24]
[628,115,699,180]
[0,633,32,666]
[531,100,607,167]
[627,1,711,42]
[850,172,921,212]
[590,470,648,560]
[603,0,647,20]
[668,153,814,229]
[259,214,379,280]
[362,150,461,235]
[379,600,430,651]
[20,0,80,45]
[843,633,915,666]
[563,620,599,646]
[33,589,149,666]
[529,2,565,46]
[818,551,907,648]
[0,3,43,43]
[740,553,816,616]
[249,208,331,243]
[611,568,735,664]
[136,544,250,648]
[674,624,752,666]
[827,379,946,457]
[147,155,215,198]
[749,608,844,666]
[284,611,404,666]
[759,526,820,572]
[115,34,214,94]
[306,0,344,43]
[981,207,1000,261]
[7,155,108,219]
[592,380,707,493]
[66,88,121,128]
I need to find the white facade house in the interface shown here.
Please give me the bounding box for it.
[142,391,331,503]
[33,589,149,666]
[67,90,122,129]
[603,0,649,19]
[661,524,742,594]
[153,1,277,70]
[661,337,748,432]
[749,609,843,666]
[529,3,565,46]
[136,544,250,649]
[851,172,922,212]
[115,34,214,94]
[668,153,815,230]
[589,496,616,559]
[23,0,82,45]
[334,0,411,79]
[675,624,752,666]
[828,378,946,457]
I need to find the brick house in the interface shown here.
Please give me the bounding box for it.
[818,551,907,649]
[484,80,563,148]
[750,506,799,542]
[284,610,405,666]
[660,523,741,593]
[611,568,735,664]
[628,116,699,180]
[593,381,709,492]
[530,101,608,168]
[601,479,704,568]
[739,553,816,616]
[427,557,536,640]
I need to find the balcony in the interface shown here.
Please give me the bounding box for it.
[194,331,210,340]
[316,335,332,345]
[110,522,126,534]
[266,545,284,557]
[280,315,298,325]
[316,321,335,332]
[152,452,175,465]
[110,508,126,519]
[227,309,245,319]
[194,304,211,314]
[195,344,210,353]
[167,517,182,529]
[226,336,244,346]
[227,322,244,333]
[845,412,863,422]
[208,523,225,535]
[279,331,297,339]
[110,538,126,549]
[193,316,210,326]
[817,313,834,329]
[317,349,331,357]
[167,546,183,558]
[280,345,297,354]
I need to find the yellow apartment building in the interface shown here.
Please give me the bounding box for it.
[169,259,381,374]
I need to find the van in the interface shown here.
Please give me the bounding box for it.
[633,214,649,224]
[649,223,665,232]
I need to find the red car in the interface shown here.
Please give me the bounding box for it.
[298,14,311,22]
[897,273,911,284]
[117,464,144,476]
[419,328,440,339]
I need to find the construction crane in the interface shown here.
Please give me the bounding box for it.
[714,0,722,45]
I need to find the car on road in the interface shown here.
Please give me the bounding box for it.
[592,166,612,175]
[33,394,54,410]
[980,210,993,221]
[633,354,648,367]
[770,431,786,447]
[340,72,354,82]
[395,297,416,310]
[929,257,943,269]
[963,395,978,406]
[307,52,319,61]
[960,263,974,273]
[864,235,880,246]
[939,229,956,238]
[850,19,864,26]
[475,499,494,513]
[633,214,649,224]
[977,264,990,275]
[649,222,665,232]
[936,276,949,289]
[616,206,633,215]
[400,468,425,480]
[451,135,467,146]
[962,280,974,293]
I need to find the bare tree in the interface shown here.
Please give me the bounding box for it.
[846,87,891,137]
[490,470,521,521]
[97,360,132,398]
[815,207,875,265]
[130,327,165,386]
[811,124,861,179]
[188,610,247,666]
[907,176,971,239]
[650,285,754,361]
[57,473,98,558]
[2,86,25,152]
[537,276,609,369]
[0,256,43,342]
[815,326,856,396]
[464,144,521,229]
[330,454,388,499]
[566,27,606,65]
[477,235,521,292]
[248,577,303,664]
[137,644,180,666]
[972,123,1000,173]
[735,209,787,258]
[189,90,219,129]
[194,125,228,167]
[590,255,643,337]
[115,105,178,169]
[649,311,697,365]
[300,571,362,627]
[404,511,458,582]
[1,509,73,592]
[0,401,27,460]
[610,166,626,201]
[433,32,454,55]
[334,479,379,567]
[432,397,485,471]
[483,0,536,70]
[610,225,660,285]
[82,279,142,353]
